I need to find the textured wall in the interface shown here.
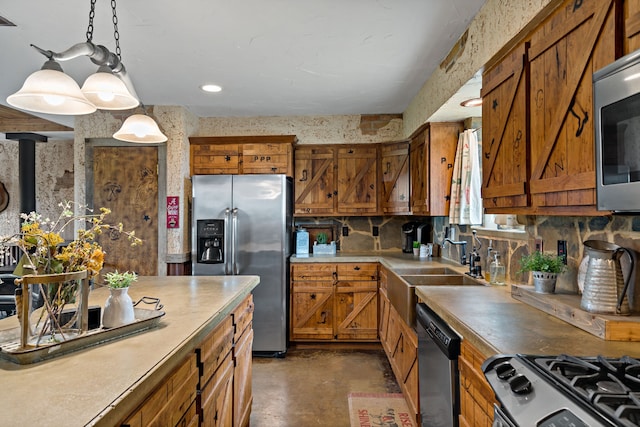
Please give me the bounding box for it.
[403,0,555,137]
[0,140,74,241]
[196,114,404,144]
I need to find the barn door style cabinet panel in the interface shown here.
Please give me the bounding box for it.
[378,266,419,424]
[481,43,529,211]
[482,0,621,215]
[294,144,379,216]
[290,263,378,342]
[410,122,462,216]
[624,0,640,55]
[380,141,411,214]
[189,135,296,176]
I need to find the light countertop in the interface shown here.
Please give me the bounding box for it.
[0,275,259,427]
[292,252,640,359]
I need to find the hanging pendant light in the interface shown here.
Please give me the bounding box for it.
[81,65,139,110]
[7,0,165,144]
[113,113,167,143]
[7,59,97,115]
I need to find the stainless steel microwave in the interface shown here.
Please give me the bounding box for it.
[594,49,640,212]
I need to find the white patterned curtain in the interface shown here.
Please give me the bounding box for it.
[449,129,482,225]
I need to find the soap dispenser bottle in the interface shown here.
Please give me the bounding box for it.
[490,252,506,286]
[485,240,493,282]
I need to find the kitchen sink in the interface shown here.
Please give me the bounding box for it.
[386,270,482,326]
[391,267,460,276]
[401,274,482,286]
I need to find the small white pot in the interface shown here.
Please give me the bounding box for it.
[102,287,135,328]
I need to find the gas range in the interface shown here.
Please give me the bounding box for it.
[482,354,640,427]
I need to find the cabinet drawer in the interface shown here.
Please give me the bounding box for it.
[232,294,254,342]
[199,315,234,387]
[242,143,292,174]
[337,263,378,281]
[191,144,240,174]
[123,353,198,427]
[291,263,336,281]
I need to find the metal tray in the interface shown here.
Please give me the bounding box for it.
[0,297,165,364]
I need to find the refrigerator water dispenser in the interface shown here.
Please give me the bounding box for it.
[197,219,224,263]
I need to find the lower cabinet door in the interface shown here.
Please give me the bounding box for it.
[201,352,234,427]
[233,328,254,427]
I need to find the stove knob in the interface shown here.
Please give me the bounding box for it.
[495,362,516,380]
[508,374,532,395]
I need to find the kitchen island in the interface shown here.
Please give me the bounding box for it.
[0,275,259,426]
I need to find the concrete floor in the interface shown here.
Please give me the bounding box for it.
[250,347,401,426]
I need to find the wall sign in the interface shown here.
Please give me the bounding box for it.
[167,196,179,228]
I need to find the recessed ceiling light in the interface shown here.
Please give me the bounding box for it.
[460,97,482,107]
[201,84,222,93]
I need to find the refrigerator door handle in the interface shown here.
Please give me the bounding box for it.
[224,208,231,275]
[232,208,239,275]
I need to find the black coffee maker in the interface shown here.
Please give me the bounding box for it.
[402,221,432,253]
[402,222,420,253]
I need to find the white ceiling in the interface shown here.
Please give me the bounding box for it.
[0,0,485,129]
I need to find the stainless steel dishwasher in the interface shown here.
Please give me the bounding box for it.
[416,302,461,427]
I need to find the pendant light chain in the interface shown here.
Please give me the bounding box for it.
[86,0,97,42]
[111,0,121,61]
[84,0,121,61]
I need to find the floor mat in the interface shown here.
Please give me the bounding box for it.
[348,392,416,427]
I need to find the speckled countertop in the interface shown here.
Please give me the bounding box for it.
[0,275,259,427]
[292,252,640,359]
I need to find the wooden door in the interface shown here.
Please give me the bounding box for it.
[482,43,529,212]
[92,146,158,276]
[290,281,335,340]
[293,145,336,215]
[336,145,378,214]
[334,279,378,340]
[428,123,462,216]
[410,129,428,214]
[290,263,336,341]
[380,141,411,214]
[528,0,619,211]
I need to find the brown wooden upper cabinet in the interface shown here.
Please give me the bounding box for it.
[189,135,297,176]
[410,122,461,216]
[380,141,411,214]
[624,0,640,54]
[481,0,620,215]
[294,144,379,216]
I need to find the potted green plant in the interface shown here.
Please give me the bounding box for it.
[102,270,138,328]
[104,270,138,289]
[519,251,566,294]
[316,232,328,245]
[412,241,420,256]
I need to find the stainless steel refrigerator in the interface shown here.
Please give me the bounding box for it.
[192,175,292,356]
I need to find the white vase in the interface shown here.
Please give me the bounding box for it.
[102,287,135,328]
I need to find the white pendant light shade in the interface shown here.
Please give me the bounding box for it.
[7,60,97,115]
[81,66,139,110]
[113,114,167,143]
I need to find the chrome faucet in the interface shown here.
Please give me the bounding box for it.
[467,230,483,278]
[444,237,467,265]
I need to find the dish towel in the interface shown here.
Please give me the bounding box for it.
[449,129,482,225]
